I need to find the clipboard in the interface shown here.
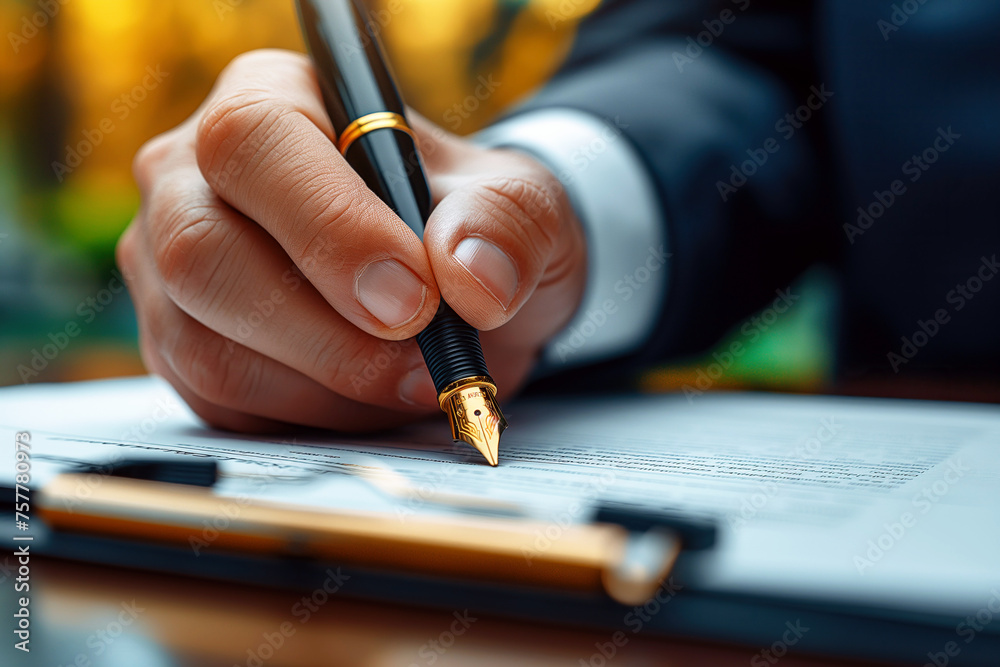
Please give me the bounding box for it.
[36,458,717,606]
[9,377,1000,665]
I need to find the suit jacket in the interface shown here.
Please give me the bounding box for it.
[517,0,1000,385]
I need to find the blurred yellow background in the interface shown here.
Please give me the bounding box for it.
[0,0,593,384]
[0,0,830,392]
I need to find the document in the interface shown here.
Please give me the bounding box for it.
[3,376,999,625]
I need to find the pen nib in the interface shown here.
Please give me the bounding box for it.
[439,378,507,466]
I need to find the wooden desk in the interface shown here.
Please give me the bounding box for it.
[14,557,893,667]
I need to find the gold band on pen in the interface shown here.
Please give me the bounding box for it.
[336,111,414,155]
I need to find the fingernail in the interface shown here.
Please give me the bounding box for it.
[453,237,518,309]
[398,366,438,408]
[356,259,427,329]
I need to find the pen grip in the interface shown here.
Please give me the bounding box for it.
[416,302,490,394]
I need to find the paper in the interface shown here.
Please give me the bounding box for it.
[2,376,999,621]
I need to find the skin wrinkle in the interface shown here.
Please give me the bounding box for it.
[153,161,425,399]
[157,203,233,305]
[130,213,425,427]
[478,176,561,248]
[176,321,278,417]
[209,233,416,399]
[163,292,308,422]
[458,195,545,280]
[165,310,217,400]
[283,166,345,236]
[198,95,282,188]
[228,107,301,207]
[471,183,537,244]
[295,195,373,278]
[185,219,250,319]
[534,229,583,291]
[538,198,585,291]
[280,163,365,258]
[154,181,362,392]
[205,105,398,280]
[173,256,402,406]
[305,318,368,393]
[136,337,242,432]
[219,51,335,137]
[191,331,262,408]
[199,77,437,335]
[466,184,555,268]
[151,214,348,405]
[276,300,357,392]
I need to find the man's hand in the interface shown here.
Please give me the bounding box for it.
[116,49,587,433]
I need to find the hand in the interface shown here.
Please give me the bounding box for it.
[116,49,587,433]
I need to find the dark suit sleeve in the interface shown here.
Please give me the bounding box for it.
[511,0,833,386]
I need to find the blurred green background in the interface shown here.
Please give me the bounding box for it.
[0,0,832,393]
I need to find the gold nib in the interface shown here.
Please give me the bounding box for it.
[438,376,507,466]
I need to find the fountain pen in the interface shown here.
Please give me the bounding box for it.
[294,0,507,465]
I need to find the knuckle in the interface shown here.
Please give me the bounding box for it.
[471,176,562,266]
[153,198,234,307]
[478,176,562,249]
[195,89,291,188]
[133,131,176,192]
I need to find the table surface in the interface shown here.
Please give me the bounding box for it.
[6,557,897,667]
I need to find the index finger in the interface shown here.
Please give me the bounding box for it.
[193,50,439,340]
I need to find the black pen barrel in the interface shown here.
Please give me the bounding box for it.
[294,0,493,395]
[296,0,431,239]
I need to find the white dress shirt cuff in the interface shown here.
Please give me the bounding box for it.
[473,108,669,374]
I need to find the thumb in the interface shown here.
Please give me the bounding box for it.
[423,151,570,331]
